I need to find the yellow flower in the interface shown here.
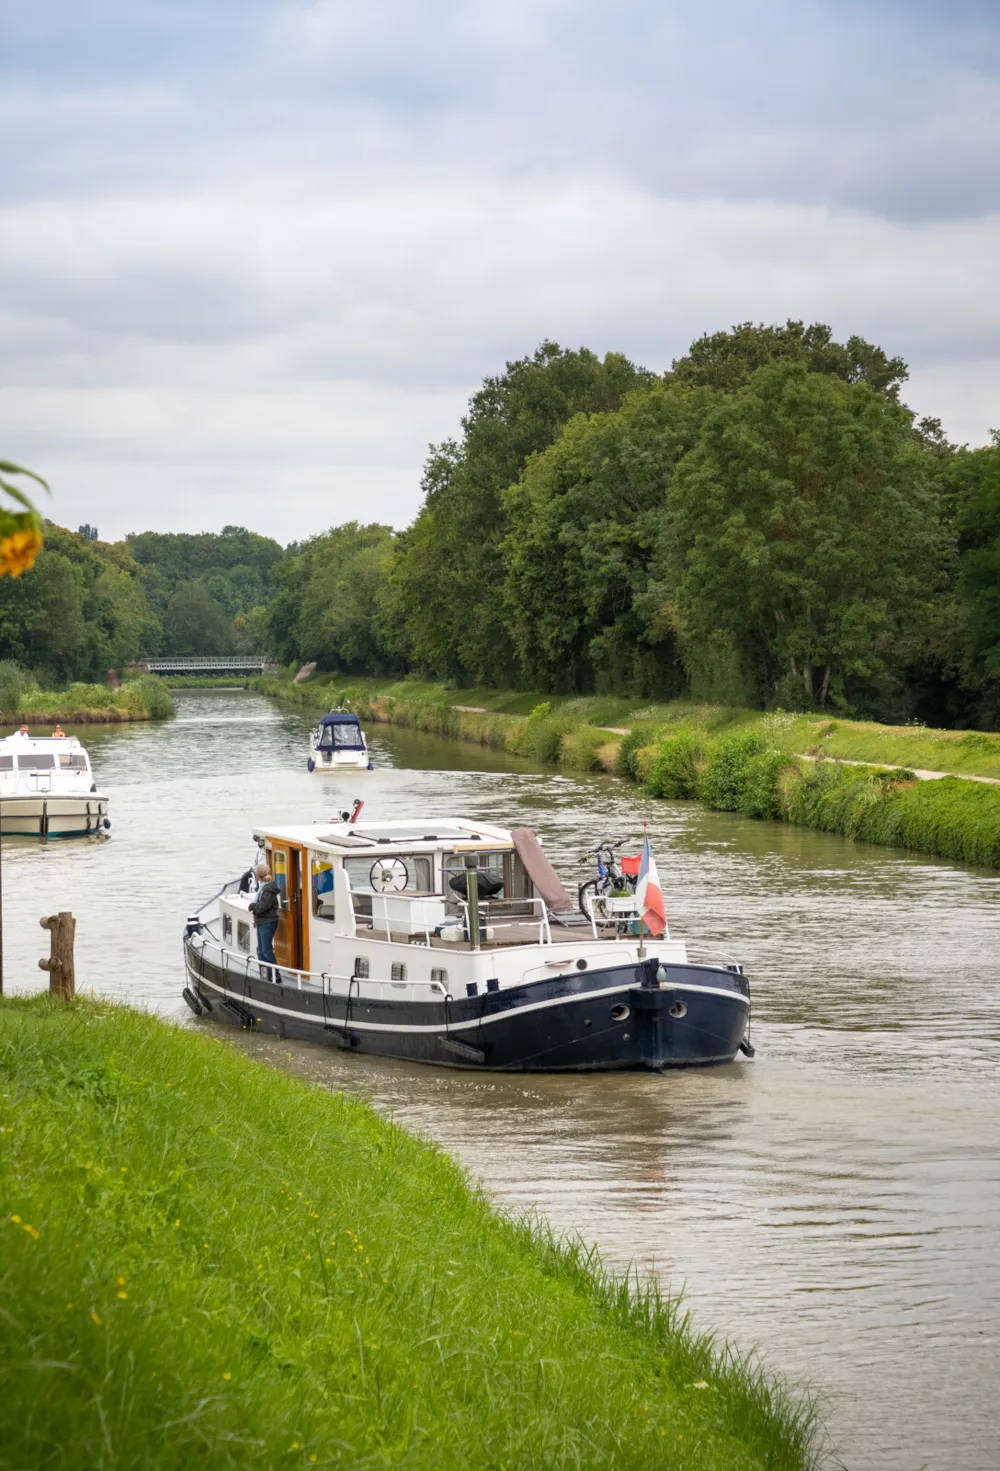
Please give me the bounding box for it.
[90,1311,103,1326]
[10,1214,21,1224]
[117,1291,128,1300]
[222,1371,231,1382]
[0,527,42,579]
[116,1276,126,1286]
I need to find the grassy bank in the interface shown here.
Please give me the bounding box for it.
[255,673,1000,868]
[162,675,254,689]
[0,670,174,725]
[0,997,816,1470]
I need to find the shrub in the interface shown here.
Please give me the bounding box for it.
[738,749,790,819]
[699,731,769,810]
[616,727,655,781]
[510,702,574,763]
[559,725,610,771]
[647,729,707,799]
[0,660,32,717]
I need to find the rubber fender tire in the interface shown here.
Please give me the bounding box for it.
[182,985,203,1017]
[307,758,315,772]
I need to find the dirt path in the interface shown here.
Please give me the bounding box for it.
[795,753,1000,785]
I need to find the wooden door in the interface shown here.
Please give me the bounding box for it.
[270,844,304,972]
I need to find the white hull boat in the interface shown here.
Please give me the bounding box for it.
[0,732,110,839]
[183,815,753,1072]
[307,711,372,773]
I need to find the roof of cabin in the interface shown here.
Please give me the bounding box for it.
[254,817,514,855]
[319,711,362,727]
[0,733,85,751]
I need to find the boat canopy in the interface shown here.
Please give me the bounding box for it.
[317,712,365,750]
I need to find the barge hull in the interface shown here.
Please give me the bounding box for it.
[184,943,749,1071]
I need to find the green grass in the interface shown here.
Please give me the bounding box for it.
[0,996,817,1471]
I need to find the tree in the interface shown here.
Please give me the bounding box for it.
[659,361,947,709]
[955,434,1000,724]
[672,320,908,400]
[501,382,708,693]
[390,343,653,683]
[161,581,232,655]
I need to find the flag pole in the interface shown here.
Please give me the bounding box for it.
[637,820,647,958]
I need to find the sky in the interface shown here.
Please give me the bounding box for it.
[1,0,999,543]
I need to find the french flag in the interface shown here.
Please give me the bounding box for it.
[635,832,668,938]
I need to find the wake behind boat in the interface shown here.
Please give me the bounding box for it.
[182,814,752,1071]
[307,711,372,773]
[0,729,110,838]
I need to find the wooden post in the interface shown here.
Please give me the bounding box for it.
[39,912,76,999]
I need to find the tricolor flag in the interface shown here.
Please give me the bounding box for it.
[635,831,668,938]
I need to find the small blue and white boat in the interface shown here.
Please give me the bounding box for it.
[307,712,373,773]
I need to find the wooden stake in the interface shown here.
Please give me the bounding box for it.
[39,912,76,999]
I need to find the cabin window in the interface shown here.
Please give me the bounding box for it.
[0,755,12,770]
[344,854,433,894]
[430,967,448,987]
[391,962,407,982]
[311,858,336,919]
[442,850,508,898]
[16,754,55,770]
[318,721,364,750]
[354,956,370,978]
[59,754,87,770]
[271,848,288,899]
[222,913,233,942]
[237,922,251,953]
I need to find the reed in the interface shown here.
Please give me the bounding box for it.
[0,996,819,1470]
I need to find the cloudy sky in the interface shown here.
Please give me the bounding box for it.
[2,1,999,542]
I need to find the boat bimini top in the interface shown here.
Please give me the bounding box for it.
[315,713,365,750]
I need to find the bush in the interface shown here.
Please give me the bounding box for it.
[510,702,575,763]
[699,731,769,810]
[126,675,175,721]
[647,729,707,799]
[559,725,609,771]
[738,749,790,819]
[616,727,654,781]
[0,660,32,717]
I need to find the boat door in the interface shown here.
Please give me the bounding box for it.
[269,843,307,972]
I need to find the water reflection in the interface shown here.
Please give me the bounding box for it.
[3,690,998,1471]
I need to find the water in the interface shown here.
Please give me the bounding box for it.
[4,690,998,1470]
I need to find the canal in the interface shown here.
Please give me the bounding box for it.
[4,689,998,1470]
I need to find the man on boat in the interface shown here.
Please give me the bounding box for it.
[249,862,281,980]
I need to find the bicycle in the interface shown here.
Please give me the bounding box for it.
[577,838,641,916]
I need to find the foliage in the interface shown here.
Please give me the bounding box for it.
[0,998,817,1470]
[501,381,705,694]
[268,523,403,675]
[955,434,1000,723]
[647,729,707,799]
[389,343,652,684]
[699,733,770,810]
[659,362,948,711]
[671,319,909,399]
[0,659,33,717]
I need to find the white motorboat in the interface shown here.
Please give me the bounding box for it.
[0,730,111,838]
[183,814,753,1071]
[307,712,373,773]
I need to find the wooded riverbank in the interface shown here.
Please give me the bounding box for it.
[0,996,817,1470]
[256,674,1000,869]
[0,671,174,726]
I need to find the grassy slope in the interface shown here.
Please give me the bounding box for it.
[258,674,1000,781]
[0,998,816,1471]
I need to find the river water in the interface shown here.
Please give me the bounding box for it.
[4,690,998,1470]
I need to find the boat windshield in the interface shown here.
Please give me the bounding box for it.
[318,722,364,750]
[17,754,56,769]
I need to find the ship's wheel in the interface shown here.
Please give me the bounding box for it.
[369,857,408,892]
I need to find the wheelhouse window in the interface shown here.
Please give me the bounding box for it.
[354,956,370,978]
[237,922,251,953]
[16,754,55,770]
[317,718,364,751]
[311,858,335,919]
[58,754,87,770]
[271,848,288,901]
[0,755,12,770]
[442,850,509,899]
[344,854,433,895]
[222,913,233,942]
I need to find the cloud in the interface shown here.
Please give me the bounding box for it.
[0,1,998,538]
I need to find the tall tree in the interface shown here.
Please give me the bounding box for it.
[502,382,708,693]
[955,434,1000,723]
[659,361,948,709]
[671,320,908,400]
[390,343,652,683]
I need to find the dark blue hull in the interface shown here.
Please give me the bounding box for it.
[184,941,751,1071]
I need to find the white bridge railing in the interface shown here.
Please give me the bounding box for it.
[142,655,275,674]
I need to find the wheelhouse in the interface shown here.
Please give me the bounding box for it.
[316,713,365,751]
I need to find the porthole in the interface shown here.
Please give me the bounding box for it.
[610,1003,630,1023]
[576,958,588,971]
[668,1000,687,1019]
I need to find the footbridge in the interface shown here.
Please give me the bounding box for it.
[141,655,277,676]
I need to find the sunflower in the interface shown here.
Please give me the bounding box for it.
[0,526,43,578]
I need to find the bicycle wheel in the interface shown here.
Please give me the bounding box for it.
[578,876,609,915]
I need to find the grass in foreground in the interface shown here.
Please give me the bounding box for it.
[0,997,818,1470]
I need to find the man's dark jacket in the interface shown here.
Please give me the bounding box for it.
[250,879,281,926]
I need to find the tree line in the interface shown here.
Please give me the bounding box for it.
[2,320,999,726]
